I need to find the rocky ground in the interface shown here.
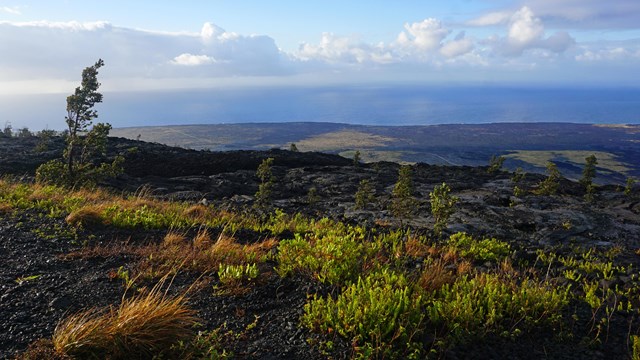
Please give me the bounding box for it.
[1,135,639,359]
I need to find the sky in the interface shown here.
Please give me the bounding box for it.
[1,0,639,97]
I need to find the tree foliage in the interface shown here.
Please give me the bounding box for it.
[354,179,376,210]
[430,182,458,236]
[36,59,123,187]
[390,165,417,220]
[533,162,561,196]
[255,157,275,208]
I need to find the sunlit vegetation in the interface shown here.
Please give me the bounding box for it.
[5,176,640,359]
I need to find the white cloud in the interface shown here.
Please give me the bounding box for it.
[440,32,474,58]
[485,6,575,56]
[0,20,289,88]
[508,7,543,45]
[297,33,395,64]
[396,18,450,51]
[467,11,512,26]
[171,53,216,66]
[0,6,21,15]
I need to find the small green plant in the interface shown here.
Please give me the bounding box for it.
[307,186,320,205]
[626,177,636,196]
[534,162,561,196]
[354,179,376,210]
[302,270,424,359]
[430,182,458,236]
[511,167,525,183]
[254,157,275,208]
[487,155,506,174]
[289,143,299,152]
[217,263,259,287]
[390,165,418,221]
[513,185,526,198]
[446,232,511,262]
[15,274,42,285]
[632,335,640,360]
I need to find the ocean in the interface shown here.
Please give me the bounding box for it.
[3,86,640,130]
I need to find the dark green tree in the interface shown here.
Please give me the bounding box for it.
[580,154,598,202]
[580,155,597,187]
[487,155,506,174]
[354,179,376,210]
[36,59,123,187]
[255,157,275,208]
[533,162,561,196]
[353,150,361,167]
[65,59,104,178]
[390,165,417,220]
[430,182,458,236]
[289,143,299,152]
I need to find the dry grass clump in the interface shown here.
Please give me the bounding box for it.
[417,259,456,292]
[0,202,12,214]
[163,230,189,247]
[65,206,105,228]
[148,231,278,275]
[52,282,197,359]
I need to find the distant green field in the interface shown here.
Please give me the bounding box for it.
[297,130,396,152]
[506,150,632,174]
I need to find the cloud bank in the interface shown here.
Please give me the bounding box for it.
[0,3,638,94]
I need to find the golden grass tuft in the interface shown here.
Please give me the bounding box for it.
[193,228,213,249]
[182,204,211,221]
[405,237,432,258]
[52,281,197,359]
[0,202,12,214]
[418,259,456,292]
[65,206,105,228]
[163,230,189,247]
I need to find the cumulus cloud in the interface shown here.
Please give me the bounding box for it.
[396,18,450,51]
[297,33,394,64]
[485,6,574,56]
[171,53,216,66]
[0,20,289,87]
[440,32,474,58]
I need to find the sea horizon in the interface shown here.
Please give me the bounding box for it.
[3,85,640,131]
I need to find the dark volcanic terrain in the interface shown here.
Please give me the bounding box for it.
[111,122,640,184]
[1,134,640,359]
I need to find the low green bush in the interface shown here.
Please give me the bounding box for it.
[302,270,424,359]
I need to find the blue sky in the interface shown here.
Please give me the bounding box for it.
[1,0,639,95]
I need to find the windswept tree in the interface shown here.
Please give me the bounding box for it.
[36,59,122,187]
[580,154,598,202]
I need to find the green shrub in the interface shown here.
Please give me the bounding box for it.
[428,273,569,342]
[446,232,511,263]
[302,270,424,359]
[276,229,368,285]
